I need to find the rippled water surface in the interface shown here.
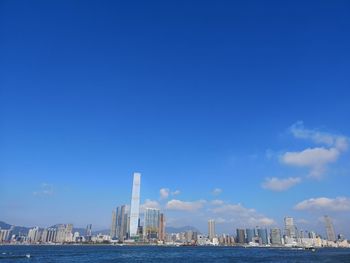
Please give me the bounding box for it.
[1,245,350,262]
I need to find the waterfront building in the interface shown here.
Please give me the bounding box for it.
[55,224,73,243]
[143,208,160,240]
[117,205,128,241]
[41,228,48,243]
[159,213,166,241]
[308,231,316,239]
[208,219,215,241]
[85,224,92,236]
[85,224,92,241]
[46,228,57,243]
[185,230,193,243]
[246,228,255,243]
[324,215,336,242]
[236,229,245,244]
[28,227,40,243]
[129,172,141,238]
[270,228,282,245]
[284,217,296,238]
[258,228,268,245]
[0,229,12,243]
[110,209,117,239]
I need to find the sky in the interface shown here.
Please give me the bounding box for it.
[1,0,350,236]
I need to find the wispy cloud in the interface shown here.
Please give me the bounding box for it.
[140,199,160,213]
[212,188,222,195]
[294,197,350,211]
[159,188,170,199]
[166,199,206,212]
[262,177,301,191]
[211,199,224,206]
[209,202,275,226]
[159,188,181,199]
[171,190,180,196]
[290,121,348,150]
[33,183,54,197]
[281,121,348,178]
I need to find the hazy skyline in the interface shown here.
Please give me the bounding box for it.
[1,1,350,236]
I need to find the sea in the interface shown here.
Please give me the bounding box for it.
[1,245,350,262]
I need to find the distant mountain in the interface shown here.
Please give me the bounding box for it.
[166,226,200,234]
[0,221,31,236]
[49,224,86,235]
[92,229,110,235]
[0,221,107,236]
[0,221,11,229]
[1,221,200,236]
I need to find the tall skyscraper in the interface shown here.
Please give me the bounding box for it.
[270,228,282,245]
[85,224,92,236]
[143,208,160,240]
[117,205,128,241]
[246,229,255,243]
[236,229,245,244]
[159,213,166,241]
[324,215,336,242]
[257,228,268,245]
[85,224,92,241]
[208,219,215,241]
[284,217,296,238]
[110,205,128,241]
[110,209,117,239]
[130,172,141,238]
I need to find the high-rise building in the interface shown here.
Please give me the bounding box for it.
[117,205,128,241]
[236,229,245,244]
[284,217,296,238]
[308,231,316,239]
[130,172,141,238]
[143,208,160,240]
[246,229,255,243]
[324,215,336,242]
[28,227,40,243]
[85,224,92,241]
[270,228,282,245]
[46,228,56,243]
[85,224,92,237]
[258,228,268,245]
[0,229,12,243]
[208,220,215,241]
[110,209,117,239]
[159,213,166,241]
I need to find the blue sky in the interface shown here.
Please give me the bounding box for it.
[1,1,350,236]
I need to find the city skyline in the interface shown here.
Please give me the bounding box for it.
[0,172,346,248]
[1,0,350,238]
[0,172,347,241]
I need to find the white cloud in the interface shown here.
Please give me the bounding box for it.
[159,188,170,199]
[290,121,348,150]
[211,199,224,206]
[262,177,301,191]
[159,188,181,199]
[166,199,206,212]
[212,188,222,195]
[280,122,348,178]
[171,190,181,196]
[140,199,160,213]
[210,203,275,227]
[294,197,350,211]
[282,147,339,178]
[296,218,309,224]
[33,183,54,196]
[214,217,227,224]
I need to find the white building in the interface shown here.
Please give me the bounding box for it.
[208,219,215,241]
[129,172,141,238]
